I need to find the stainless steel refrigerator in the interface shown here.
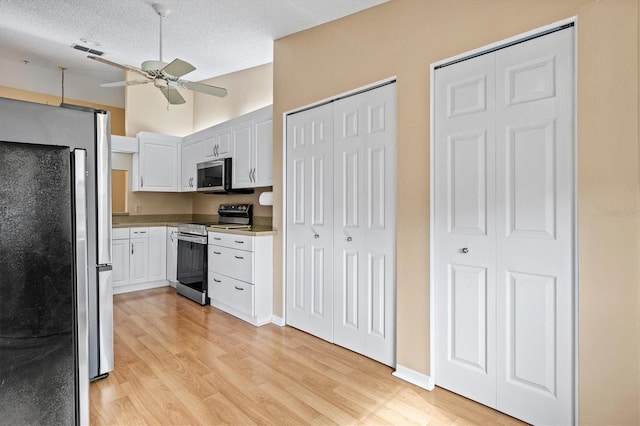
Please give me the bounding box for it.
[0,97,114,424]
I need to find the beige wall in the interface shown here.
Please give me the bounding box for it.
[193,63,273,132]
[0,85,126,135]
[273,0,640,423]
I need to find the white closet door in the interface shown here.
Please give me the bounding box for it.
[434,52,497,407]
[434,27,575,425]
[494,28,574,425]
[333,84,397,367]
[285,103,334,341]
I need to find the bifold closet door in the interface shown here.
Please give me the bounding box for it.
[434,51,498,408]
[285,103,334,341]
[333,83,397,367]
[434,27,574,425]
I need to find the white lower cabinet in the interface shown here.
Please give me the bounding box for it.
[112,226,171,294]
[129,228,150,284]
[208,231,272,325]
[166,226,178,284]
[148,227,167,281]
[112,228,130,288]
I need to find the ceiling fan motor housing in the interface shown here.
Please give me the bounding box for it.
[142,60,168,73]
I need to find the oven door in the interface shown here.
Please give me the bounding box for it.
[176,234,207,290]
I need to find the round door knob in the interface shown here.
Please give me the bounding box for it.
[314,234,319,239]
[347,236,353,242]
[461,247,469,254]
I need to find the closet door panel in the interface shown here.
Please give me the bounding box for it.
[334,84,397,367]
[495,27,574,426]
[434,52,497,408]
[285,104,334,341]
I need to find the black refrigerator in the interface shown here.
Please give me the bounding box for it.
[0,98,114,424]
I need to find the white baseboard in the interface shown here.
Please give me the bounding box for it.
[113,280,170,295]
[271,315,285,327]
[392,364,435,391]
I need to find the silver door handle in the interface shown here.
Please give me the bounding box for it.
[461,247,469,254]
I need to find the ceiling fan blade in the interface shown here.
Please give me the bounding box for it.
[179,81,228,98]
[161,59,195,78]
[100,80,150,88]
[159,86,186,105]
[88,55,149,78]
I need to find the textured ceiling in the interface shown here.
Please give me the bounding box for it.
[0,0,388,84]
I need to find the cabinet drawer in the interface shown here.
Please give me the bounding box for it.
[208,272,254,316]
[112,228,129,240]
[130,227,149,237]
[208,232,254,252]
[208,246,254,284]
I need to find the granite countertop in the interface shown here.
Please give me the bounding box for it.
[206,225,275,236]
[112,215,275,236]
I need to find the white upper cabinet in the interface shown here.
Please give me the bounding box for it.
[252,111,273,187]
[232,105,273,189]
[203,126,232,159]
[181,136,202,192]
[132,132,181,192]
[111,135,138,153]
[231,121,253,188]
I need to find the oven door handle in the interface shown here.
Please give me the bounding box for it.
[177,234,208,245]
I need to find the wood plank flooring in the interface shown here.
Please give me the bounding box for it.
[90,287,524,425]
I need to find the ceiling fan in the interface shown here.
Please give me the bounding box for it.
[88,3,227,105]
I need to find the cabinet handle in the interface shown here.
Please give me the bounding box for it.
[234,256,244,259]
[213,251,221,255]
[213,237,222,240]
[141,176,144,188]
[234,240,244,244]
[213,278,221,283]
[131,243,134,255]
[234,286,244,291]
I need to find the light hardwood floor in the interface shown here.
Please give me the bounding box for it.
[90,287,524,425]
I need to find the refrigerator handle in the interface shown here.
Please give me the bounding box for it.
[73,149,90,426]
[96,111,112,266]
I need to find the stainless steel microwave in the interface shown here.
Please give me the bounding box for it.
[196,158,253,194]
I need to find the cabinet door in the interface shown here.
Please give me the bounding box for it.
[217,127,231,157]
[253,114,273,187]
[166,227,178,282]
[138,137,180,191]
[129,238,149,284]
[181,142,199,192]
[112,239,130,288]
[148,227,167,281]
[231,122,253,188]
